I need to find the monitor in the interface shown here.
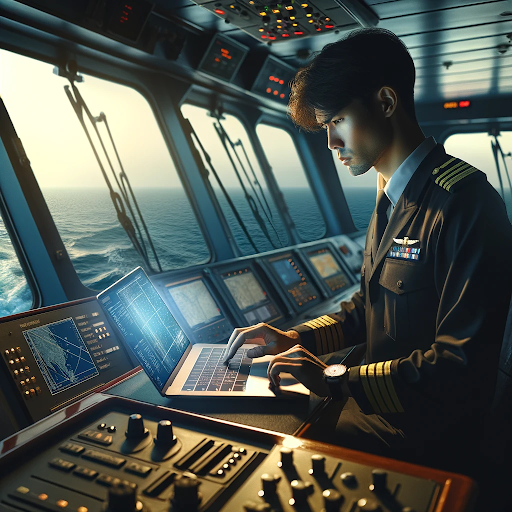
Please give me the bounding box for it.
[198,34,248,82]
[99,267,189,392]
[306,247,351,294]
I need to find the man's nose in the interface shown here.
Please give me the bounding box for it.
[327,126,343,151]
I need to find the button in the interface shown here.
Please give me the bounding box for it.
[370,469,388,492]
[60,442,85,455]
[35,386,42,395]
[125,462,152,477]
[98,423,107,430]
[49,458,76,472]
[97,474,115,487]
[340,472,357,487]
[323,489,344,511]
[309,454,326,475]
[108,425,116,433]
[258,473,280,498]
[78,430,113,446]
[74,466,99,480]
[56,500,68,508]
[82,450,125,468]
[357,498,382,511]
[277,447,293,468]
[397,280,403,288]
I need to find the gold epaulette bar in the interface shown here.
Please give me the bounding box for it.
[431,156,480,192]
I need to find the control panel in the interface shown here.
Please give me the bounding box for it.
[159,275,234,344]
[0,396,475,512]
[331,234,365,275]
[211,263,283,326]
[0,299,134,426]
[302,244,354,297]
[262,252,322,313]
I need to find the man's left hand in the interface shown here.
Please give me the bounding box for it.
[267,345,330,396]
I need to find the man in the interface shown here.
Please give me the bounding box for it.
[224,28,512,468]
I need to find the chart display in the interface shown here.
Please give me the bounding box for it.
[223,271,266,311]
[168,279,222,329]
[99,268,189,392]
[271,258,303,286]
[309,252,341,278]
[23,318,99,395]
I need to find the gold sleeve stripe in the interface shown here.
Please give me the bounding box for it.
[302,320,322,354]
[305,318,329,354]
[435,161,468,186]
[332,322,344,351]
[383,360,404,413]
[375,362,397,413]
[367,363,390,414]
[437,162,472,188]
[316,316,334,353]
[359,365,382,414]
[432,157,457,175]
[445,166,478,191]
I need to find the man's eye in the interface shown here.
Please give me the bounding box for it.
[333,118,344,125]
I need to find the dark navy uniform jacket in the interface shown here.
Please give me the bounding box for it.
[294,143,512,424]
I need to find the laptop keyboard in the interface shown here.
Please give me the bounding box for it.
[181,347,252,392]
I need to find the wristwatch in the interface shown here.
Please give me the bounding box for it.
[323,364,348,401]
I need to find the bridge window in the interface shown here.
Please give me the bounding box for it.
[256,124,326,241]
[0,49,210,292]
[445,131,512,217]
[332,152,376,231]
[181,105,289,255]
[0,217,32,316]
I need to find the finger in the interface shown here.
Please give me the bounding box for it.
[268,361,302,387]
[223,324,267,363]
[267,354,307,380]
[225,327,250,355]
[246,343,274,359]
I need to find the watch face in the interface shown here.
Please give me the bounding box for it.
[324,364,347,378]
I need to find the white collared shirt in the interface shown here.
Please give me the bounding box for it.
[383,137,437,215]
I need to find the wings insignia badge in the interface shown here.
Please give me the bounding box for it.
[392,236,419,246]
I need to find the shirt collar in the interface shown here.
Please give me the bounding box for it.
[383,137,437,207]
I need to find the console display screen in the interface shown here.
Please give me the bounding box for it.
[309,251,341,278]
[168,279,223,329]
[99,267,189,391]
[271,258,302,286]
[23,318,99,395]
[223,271,266,311]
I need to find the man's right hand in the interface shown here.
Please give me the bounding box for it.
[223,323,302,364]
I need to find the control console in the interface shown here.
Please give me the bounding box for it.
[0,395,476,512]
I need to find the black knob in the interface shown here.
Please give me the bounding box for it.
[243,501,271,512]
[290,480,314,506]
[277,447,294,468]
[260,473,281,496]
[322,489,344,511]
[171,474,201,510]
[371,469,388,492]
[154,420,177,445]
[340,472,357,487]
[309,454,326,475]
[356,498,382,512]
[125,414,148,439]
[104,482,142,512]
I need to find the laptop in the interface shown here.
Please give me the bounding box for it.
[97,267,309,398]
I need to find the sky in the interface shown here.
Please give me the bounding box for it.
[0,48,511,195]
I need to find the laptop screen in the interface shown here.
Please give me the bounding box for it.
[98,267,190,392]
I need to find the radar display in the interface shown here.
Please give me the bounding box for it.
[23,318,99,395]
[224,272,266,310]
[168,280,222,329]
[310,252,341,278]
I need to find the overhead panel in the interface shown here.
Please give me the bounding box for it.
[189,0,377,43]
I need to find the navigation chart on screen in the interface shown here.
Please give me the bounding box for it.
[100,268,189,391]
[23,318,99,395]
[224,272,266,310]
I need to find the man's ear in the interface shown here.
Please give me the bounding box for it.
[378,86,398,117]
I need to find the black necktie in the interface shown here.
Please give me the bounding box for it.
[371,189,391,262]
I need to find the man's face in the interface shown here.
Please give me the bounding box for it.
[317,98,391,177]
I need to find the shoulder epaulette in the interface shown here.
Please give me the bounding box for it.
[430,156,483,193]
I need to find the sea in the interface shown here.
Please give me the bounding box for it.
[0,187,375,318]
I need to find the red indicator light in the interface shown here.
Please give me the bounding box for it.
[273,90,278,95]
[279,79,284,84]
[269,35,276,40]
[214,8,225,14]
[294,31,303,35]
[261,34,267,38]
[266,87,272,93]
[269,75,274,80]
[280,93,285,98]
[316,27,322,31]
[325,23,334,28]
[282,33,290,37]
[215,58,220,62]
[459,100,471,108]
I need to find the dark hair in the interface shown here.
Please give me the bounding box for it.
[288,28,416,131]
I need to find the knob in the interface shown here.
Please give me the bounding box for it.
[170,474,201,510]
[243,501,271,512]
[371,469,388,492]
[125,414,148,439]
[258,473,281,497]
[309,454,326,475]
[154,420,177,445]
[322,489,344,511]
[356,498,382,512]
[277,447,294,468]
[340,472,357,487]
[289,480,314,506]
[103,482,144,512]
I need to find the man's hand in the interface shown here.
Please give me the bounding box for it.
[223,323,301,363]
[267,345,329,397]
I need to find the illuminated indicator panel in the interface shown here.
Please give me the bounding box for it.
[251,56,296,104]
[198,35,248,82]
[269,254,320,309]
[222,268,279,324]
[166,277,233,343]
[308,248,351,293]
[100,268,189,392]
